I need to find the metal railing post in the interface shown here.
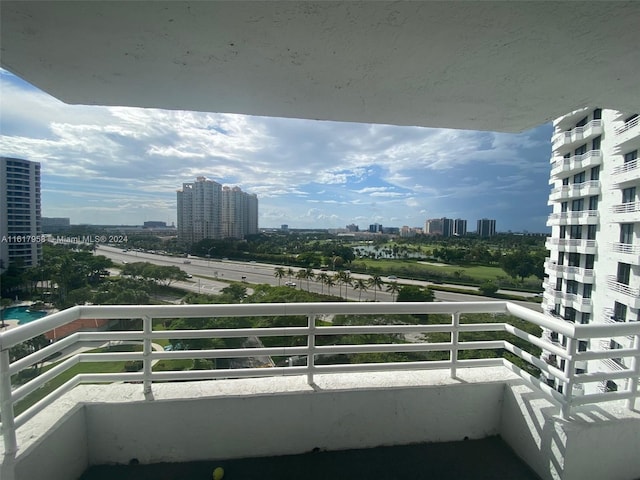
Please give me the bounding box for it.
[561,336,577,419]
[451,312,460,379]
[142,315,153,395]
[0,348,17,455]
[626,334,639,411]
[307,314,316,385]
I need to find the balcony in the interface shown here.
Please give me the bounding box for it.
[1,302,640,480]
[549,150,602,178]
[559,293,592,313]
[612,158,640,187]
[606,276,640,308]
[610,242,640,265]
[544,261,594,283]
[614,115,640,149]
[548,180,600,202]
[546,210,598,227]
[545,237,597,254]
[610,201,640,223]
[551,120,603,152]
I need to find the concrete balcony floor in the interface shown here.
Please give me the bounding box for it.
[79,436,540,480]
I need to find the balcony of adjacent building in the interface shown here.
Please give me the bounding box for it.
[1,302,640,480]
[548,180,600,204]
[545,238,597,255]
[610,201,640,223]
[546,210,598,227]
[551,120,603,152]
[612,157,640,187]
[543,260,594,283]
[549,150,602,178]
[614,114,640,149]
[606,276,640,309]
[609,242,640,266]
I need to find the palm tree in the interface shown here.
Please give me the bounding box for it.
[274,267,286,286]
[287,268,295,282]
[305,268,315,291]
[353,278,368,301]
[324,276,335,296]
[386,281,401,302]
[295,269,307,289]
[367,274,384,301]
[317,272,329,294]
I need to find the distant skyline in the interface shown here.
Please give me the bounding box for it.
[0,69,553,232]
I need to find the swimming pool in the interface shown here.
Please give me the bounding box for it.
[0,306,48,325]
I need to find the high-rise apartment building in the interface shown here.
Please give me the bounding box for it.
[453,218,467,236]
[0,157,42,271]
[542,108,640,395]
[476,218,496,237]
[177,177,258,244]
[425,217,457,237]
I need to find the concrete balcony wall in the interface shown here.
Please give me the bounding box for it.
[11,370,640,480]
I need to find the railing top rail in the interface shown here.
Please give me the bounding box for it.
[0,301,509,350]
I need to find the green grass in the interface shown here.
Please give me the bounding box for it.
[13,360,131,417]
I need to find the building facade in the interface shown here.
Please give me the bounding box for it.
[0,157,42,271]
[542,108,640,395]
[476,218,496,237]
[453,218,467,236]
[177,177,258,245]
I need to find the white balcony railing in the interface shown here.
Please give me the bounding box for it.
[545,238,597,250]
[611,201,640,214]
[552,120,603,150]
[610,242,640,255]
[607,276,640,298]
[547,210,599,225]
[1,301,639,460]
[550,150,602,176]
[615,115,640,135]
[612,158,638,176]
[549,180,600,201]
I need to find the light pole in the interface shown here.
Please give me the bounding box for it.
[207,246,215,266]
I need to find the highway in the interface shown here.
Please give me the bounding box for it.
[95,245,542,312]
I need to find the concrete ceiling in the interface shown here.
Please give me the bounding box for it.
[1,1,639,132]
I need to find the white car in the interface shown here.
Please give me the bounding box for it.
[285,281,296,287]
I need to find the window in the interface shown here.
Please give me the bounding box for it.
[585,254,595,270]
[566,280,578,294]
[591,135,601,150]
[583,283,592,299]
[576,116,588,127]
[624,113,639,123]
[588,195,598,210]
[574,144,587,156]
[564,308,576,323]
[581,312,590,324]
[569,225,582,239]
[555,278,563,291]
[624,150,638,163]
[578,340,588,352]
[562,177,569,186]
[571,198,584,211]
[587,225,597,240]
[568,252,580,266]
[620,224,634,244]
[593,108,602,120]
[559,226,566,238]
[561,202,568,212]
[590,165,600,181]
[617,262,631,285]
[622,187,636,204]
[573,171,585,184]
[558,251,564,265]
[613,302,627,322]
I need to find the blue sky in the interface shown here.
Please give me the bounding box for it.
[0,69,553,232]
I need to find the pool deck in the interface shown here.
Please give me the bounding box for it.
[0,302,56,332]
